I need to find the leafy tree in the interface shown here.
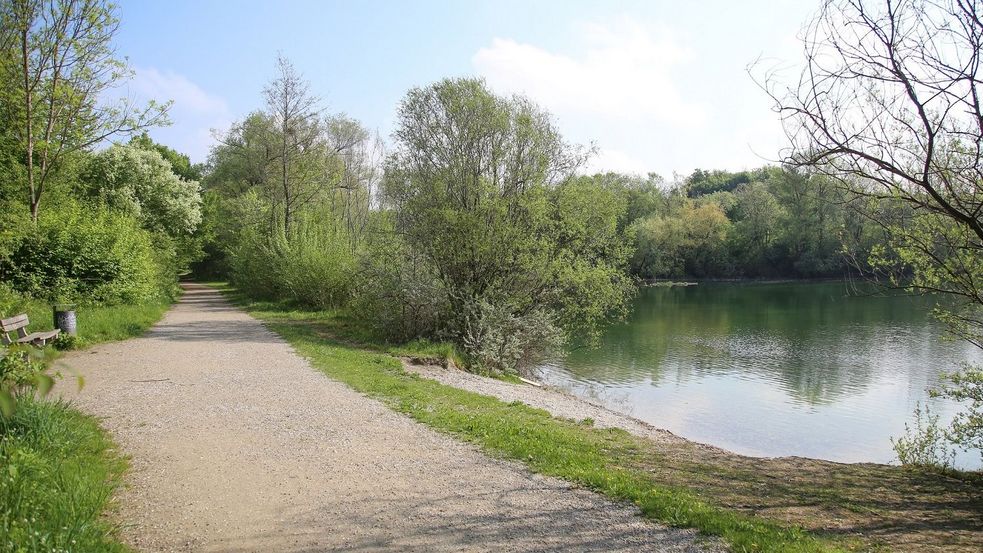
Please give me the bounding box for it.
[685,168,751,197]
[80,144,202,238]
[631,201,731,279]
[262,55,361,233]
[208,57,366,237]
[206,112,273,198]
[130,132,203,181]
[730,183,785,275]
[0,0,169,222]
[379,77,631,371]
[631,215,687,278]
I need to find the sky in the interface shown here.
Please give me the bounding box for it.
[112,0,820,179]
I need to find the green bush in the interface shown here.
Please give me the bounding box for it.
[461,300,564,375]
[932,365,983,462]
[891,401,957,470]
[0,203,174,305]
[228,220,357,310]
[277,222,356,310]
[353,229,448,341]
[0,345,52,417]
[227,229,286,301]
[0,281,28,317]
[52,333,86,351]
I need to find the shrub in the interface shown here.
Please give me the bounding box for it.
[276,222,356,310]
[461,300,564,375]
[228,220,358,310]
[0,281,27,317]
[52,333,86,351]
[227,229,284,301]
[891,401,957,470]
[0,345,52,417]
[352,230,448,341]
[0,203,173,305]
[932,365,983,462]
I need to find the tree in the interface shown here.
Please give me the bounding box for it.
[80,144,202,238]
[379,78,631,371]
[0,0,169,222]
[630,200,731,279]
[263,55,360,233]
[764,0,983,459]
[210,56,364,235]
[130,132,203,181]
[731,183,785,274]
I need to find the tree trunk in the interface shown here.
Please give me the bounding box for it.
[22,25,36,224]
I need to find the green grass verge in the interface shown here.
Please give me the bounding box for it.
[209,283,852,553]
[18,297,173,346]
[0,396,129,553]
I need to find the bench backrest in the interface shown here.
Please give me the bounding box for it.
[1,314,29,332]
[0,314,29,345]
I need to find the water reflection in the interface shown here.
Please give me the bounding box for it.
[538,282,983,469]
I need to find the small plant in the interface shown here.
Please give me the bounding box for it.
[0,345,54,418]
[50,276,79,307]
[52,333,86,351]
[891,401,957,470]
[931,364,983,464]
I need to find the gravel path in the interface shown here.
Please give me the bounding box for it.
[57,283,715,553]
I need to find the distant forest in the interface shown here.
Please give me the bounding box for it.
[594,166,881,280]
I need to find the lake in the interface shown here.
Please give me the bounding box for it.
[536,281,983,470]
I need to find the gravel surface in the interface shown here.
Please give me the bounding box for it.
[57,284,717,552]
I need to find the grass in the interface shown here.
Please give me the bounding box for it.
[16,297,173,346]
[1,291,175,553]
[210,283,887,553]
[0,396,129,553]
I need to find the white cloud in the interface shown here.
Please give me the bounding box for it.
[123,68,232,163]
[473,19,707,128]
[470,18,795,178]
[585,148,651,176]
[130,68,228,114]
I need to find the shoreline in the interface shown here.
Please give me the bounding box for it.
[640,276,860,287]
[400,358,983,551]
[403,358,889,469]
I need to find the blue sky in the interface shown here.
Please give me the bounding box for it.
[114,0,819,178]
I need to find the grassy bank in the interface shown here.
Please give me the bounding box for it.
[212,282,983,553]
[1,294,175,553]
[0,397,129,552]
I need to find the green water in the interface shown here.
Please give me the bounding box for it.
[537,281,982,469]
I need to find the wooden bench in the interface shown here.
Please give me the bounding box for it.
[0,313,60,347]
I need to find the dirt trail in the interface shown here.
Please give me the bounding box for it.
[58,283,713,552]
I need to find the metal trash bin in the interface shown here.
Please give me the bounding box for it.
[53,304,77,335]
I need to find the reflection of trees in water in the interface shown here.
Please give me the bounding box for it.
[558,283,976,406]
